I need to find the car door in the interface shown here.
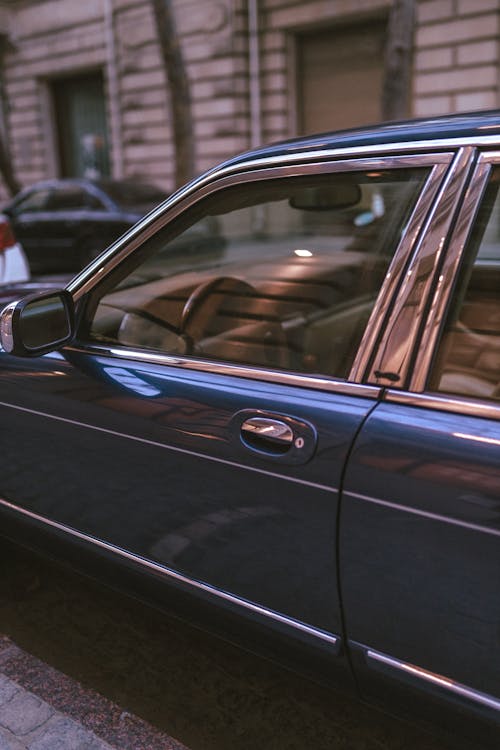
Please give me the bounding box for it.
[0,153,452,681]
[340,152,500,736]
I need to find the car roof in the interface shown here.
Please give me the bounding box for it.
[217,110,500,170]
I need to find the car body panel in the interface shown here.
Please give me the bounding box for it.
[340,402,500,705]
[0,112,499,740]
[0,347,378,651]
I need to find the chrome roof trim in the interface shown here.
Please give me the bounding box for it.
[411,155,492,391]
[349,160,451,381]
[367,147,477,389]
[383,389,500,421]
[68,342,382,399]
[366,648,500,712]
[0,497,340,649]
[68,152,453,301]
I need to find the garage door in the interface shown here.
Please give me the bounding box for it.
[296,20,387,135]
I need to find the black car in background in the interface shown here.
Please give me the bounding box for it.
[2,178,168,274]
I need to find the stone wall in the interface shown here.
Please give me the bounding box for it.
[0,0,499,202]
[414,0,500,116]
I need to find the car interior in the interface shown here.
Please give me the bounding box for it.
[87,171,425,381]
[431,171,500,402]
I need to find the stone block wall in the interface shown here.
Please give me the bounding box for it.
[0,0,500,202]
[414,0,500,116]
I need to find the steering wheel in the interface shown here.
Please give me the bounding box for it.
[180,276,255,343]
[179,275,290,367]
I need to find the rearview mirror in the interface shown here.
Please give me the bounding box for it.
[289,184,361,211]
[0,289,74,357]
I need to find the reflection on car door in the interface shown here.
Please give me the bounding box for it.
[341,404,500,725]
[0,348,378,680]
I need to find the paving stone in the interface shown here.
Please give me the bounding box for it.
[0,726,25,750]
[0,678,18,709]
[0,691,52,737]
[28,716,113,750]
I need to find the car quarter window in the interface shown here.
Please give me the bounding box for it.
[429,166,500,402]
[85,168,428,380]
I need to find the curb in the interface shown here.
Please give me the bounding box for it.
[0,637,187,750]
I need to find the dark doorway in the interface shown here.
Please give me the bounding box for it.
[52,71,110,178]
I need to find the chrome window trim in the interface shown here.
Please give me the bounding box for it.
[383,389,500,422]
[0,496,340,650]
[69,153,452,392]
[349,160,450,381]
[68,152,452,301]
[411,155,493,392]
[367,147,477,389]
[67,343,383,399]
[63,135,500,289]
[365,648,500,713]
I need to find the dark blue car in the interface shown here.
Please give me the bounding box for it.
[0,112,498,746]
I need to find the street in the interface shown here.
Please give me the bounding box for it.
[0,541,460,750]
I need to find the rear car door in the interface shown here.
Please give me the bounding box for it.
[0,153,452,680]
[340,152,500,737]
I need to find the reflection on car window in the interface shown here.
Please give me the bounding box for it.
[87,169,428,380]
[430,168,500,402]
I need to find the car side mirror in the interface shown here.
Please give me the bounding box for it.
[0,289,74,357]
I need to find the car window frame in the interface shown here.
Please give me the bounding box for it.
[68,153,452,396]
[384,150,500,421]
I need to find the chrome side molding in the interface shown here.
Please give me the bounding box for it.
[0,496,340,651]
[366,647,500,712]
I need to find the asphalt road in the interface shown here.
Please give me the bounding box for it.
[0,541,464,750]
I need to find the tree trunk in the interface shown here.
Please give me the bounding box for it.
[151,0,195,189]
[381,0,416,121]
[0,35,20,197]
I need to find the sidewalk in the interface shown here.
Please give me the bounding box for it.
[0,638,187,750]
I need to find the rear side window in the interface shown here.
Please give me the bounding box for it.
[85,168,428,380]
[429,168,500,402]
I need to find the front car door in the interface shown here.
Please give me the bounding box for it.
[340,150,500,740]
[0,151,451,683]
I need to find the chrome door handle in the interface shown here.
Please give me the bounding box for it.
[241,417,294,446]
[231,410,317,464]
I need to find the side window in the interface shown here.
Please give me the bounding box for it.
[46,185,89,211]
[429,168,500,401]
[12,189,50,214]
[86,169,428,380]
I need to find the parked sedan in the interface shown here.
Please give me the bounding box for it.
[0,112,498,746]
[2,178,168,274]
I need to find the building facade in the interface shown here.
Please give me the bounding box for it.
[0,0,499,200]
